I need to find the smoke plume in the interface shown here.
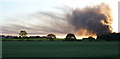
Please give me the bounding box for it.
[65,3,113,36]
[2,3,113,38]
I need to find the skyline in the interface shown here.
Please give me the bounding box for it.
[0,0,119,38]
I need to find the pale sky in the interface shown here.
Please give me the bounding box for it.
[0,0,119,38]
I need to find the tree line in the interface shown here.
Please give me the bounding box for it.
[1,30,120,41]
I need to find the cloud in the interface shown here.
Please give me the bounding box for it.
[2,3,113,37]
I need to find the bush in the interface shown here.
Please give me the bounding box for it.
[47,34,56,41]
[65,33,76,41]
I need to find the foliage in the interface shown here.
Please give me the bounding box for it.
[97,33,120,41]
[19,31,27,37]
[65,33,76,41]
[19,31,28,41]
[82,37,95,41]
[47,34,56,41]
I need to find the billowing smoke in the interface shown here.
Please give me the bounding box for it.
[2,3,113,38]
[65,3,113,36]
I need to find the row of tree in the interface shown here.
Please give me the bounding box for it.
[1,30,120,41]
[18,31,77,41]
[97,32,120,41]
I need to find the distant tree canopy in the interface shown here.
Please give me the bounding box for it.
[65,33,76,41]
[47,34,56,41]
[19,31,27,37]
[97,33,120,41]
[82,37,95,41]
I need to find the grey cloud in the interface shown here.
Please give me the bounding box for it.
[2,3,113,37]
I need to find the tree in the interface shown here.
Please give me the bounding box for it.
[19,31,28,41]
[47,34,56,41]
[97,33,120,41]
[97,34,110,41]
[19,31,27,37]
[65,33,76,41]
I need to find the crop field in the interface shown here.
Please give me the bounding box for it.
[2,40,119,58]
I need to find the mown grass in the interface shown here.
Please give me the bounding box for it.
[2,40,118,57]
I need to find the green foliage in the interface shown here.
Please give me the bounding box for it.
[82,39,89,41]
[97,33,120,41]
[19,31,28,41]
[65,33,76,41]
[82,38,95,42]
[19,31,27,37]
[47,34,56,41]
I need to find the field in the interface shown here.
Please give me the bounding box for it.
[2,39,119,58]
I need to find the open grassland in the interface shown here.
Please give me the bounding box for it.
[2,40,118,57]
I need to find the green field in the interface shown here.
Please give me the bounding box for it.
[2,41,118,57]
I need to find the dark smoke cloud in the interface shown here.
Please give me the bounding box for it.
[2,3,113,37]
[66,3,113,36]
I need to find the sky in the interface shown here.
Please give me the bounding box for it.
[0,0,119,38]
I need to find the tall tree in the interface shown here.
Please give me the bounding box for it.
[19,31,27,37]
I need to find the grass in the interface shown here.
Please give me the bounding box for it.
[2,40,118,57]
